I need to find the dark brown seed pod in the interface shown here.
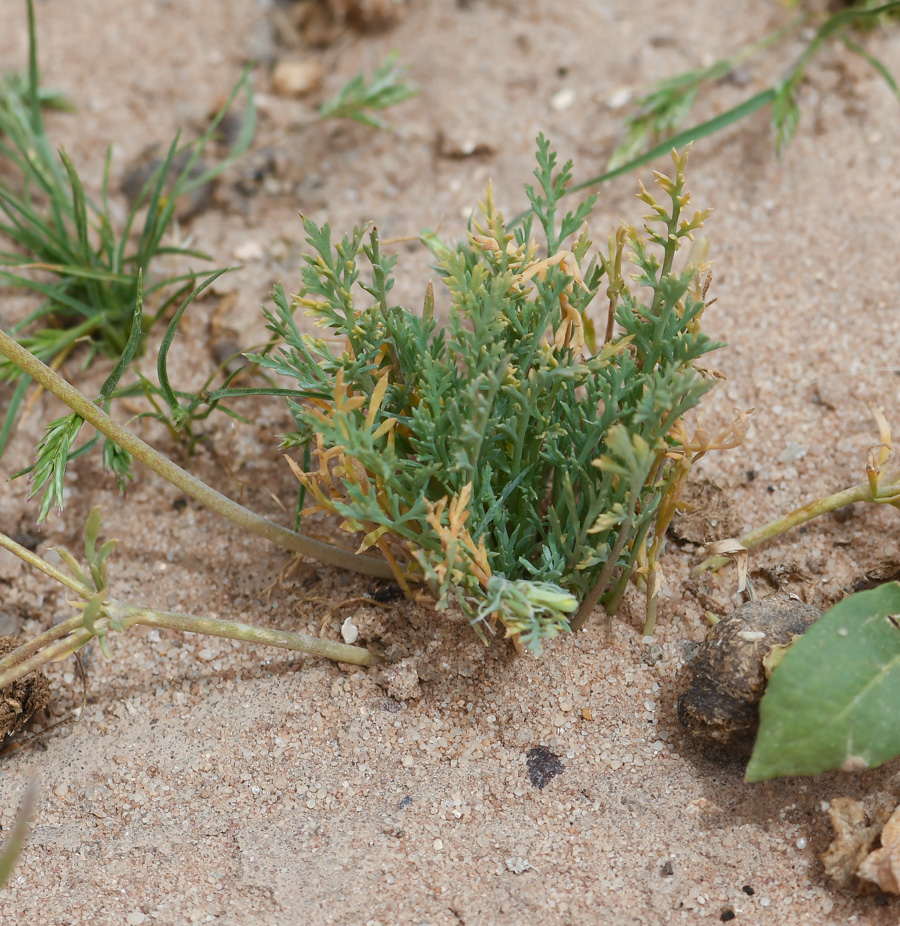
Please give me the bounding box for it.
[677,596,822,749]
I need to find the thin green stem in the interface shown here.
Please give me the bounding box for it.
[0,327,394,579]
[695,477,898,573]
[0,531,88,595]
[0,627,93,690]
[0,613,85,676]
[566,89,778,197]
[570,480,643,631]
[118,604,383,666]
[0,533,382,691]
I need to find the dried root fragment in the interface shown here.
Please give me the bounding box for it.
[0,636,51,741]
[677,595,821,748]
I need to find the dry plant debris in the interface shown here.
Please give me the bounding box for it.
[821,792,900,893]
[0,636,50,741]
[670,476,743,544]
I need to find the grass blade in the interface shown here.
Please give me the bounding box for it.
[156,268,233,419]
[98,270,144,404]
[567,88,776,196]
[0,781,37,889]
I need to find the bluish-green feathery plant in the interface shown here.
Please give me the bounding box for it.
[254,137,733,650]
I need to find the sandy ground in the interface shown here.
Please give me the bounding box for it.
[2,1,900,923]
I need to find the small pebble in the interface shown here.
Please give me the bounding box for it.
[271,59,323,97]
[550,88,576,111]
[341,617,359,645]
[607,86,631,109]
[232,240,265,262]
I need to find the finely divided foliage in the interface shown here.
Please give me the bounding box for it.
[253,138,721,651]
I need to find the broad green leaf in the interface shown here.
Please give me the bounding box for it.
[747,582,900,781]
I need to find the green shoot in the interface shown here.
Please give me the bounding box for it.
[608,16,800,170]
[319,53,417,129]
[696,407,900,574]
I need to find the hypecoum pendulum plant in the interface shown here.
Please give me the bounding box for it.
[254,137,742,651]
[0,137,738,710]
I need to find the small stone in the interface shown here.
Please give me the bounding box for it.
[401,755,414,768]
[126,913,147,926]
[679,640,701,663]
[778,441,807,465]
[581,708,594,722]
[559,699,573,712]
[550,87,576,111]
[0,552,23,582]
[433,838,443,851]
[341,617,359,645]
[271,59,324,98]
[607,86,631,109]
[643,643,664,666]
[506,857,531,874]
[54,783,69,798]
[232,240,265,262]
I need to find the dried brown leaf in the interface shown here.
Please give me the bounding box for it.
[857,807,900,893]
